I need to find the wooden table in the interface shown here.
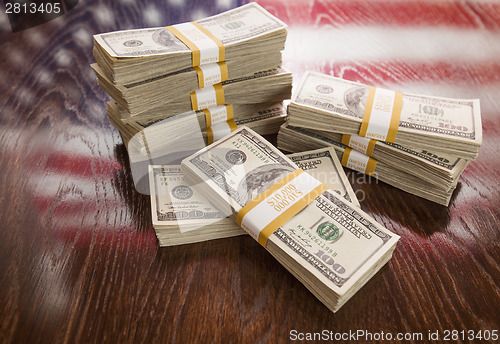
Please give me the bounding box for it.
[0,0,498,343]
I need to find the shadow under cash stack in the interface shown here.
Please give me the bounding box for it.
[278,71,483,206]
[91,3,292,169]
[181,127,399,312]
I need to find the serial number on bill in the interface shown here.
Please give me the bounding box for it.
[5,1,62,14]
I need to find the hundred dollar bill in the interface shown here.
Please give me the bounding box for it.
[288,71,482,159]
[181,127,399,312]
[148,165,242,246]
[94,3,287,58]
[149,165,228,232]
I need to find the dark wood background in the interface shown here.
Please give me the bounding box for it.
[0,0,498,343]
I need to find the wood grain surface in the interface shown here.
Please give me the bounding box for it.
[0,0,499,343]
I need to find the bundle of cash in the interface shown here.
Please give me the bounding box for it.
[149,147,359,246]
[287,71,482,160]
[91,52,283,114]
[93,3,288,85]
[149,165,241,246]
[181,127,399,312]
[117,100,279,125]
[279,125,468,191]
[281,71,482,206]
[95,66,292,117]
[92,3,292,165]
[278,124,456,206]
[310,131,469,188]
[108,102,289,150]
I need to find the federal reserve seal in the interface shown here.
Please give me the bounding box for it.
[123,40,143,47]
[225,149,247,165]
[170,185,193,200]
[317,222,342,242]
[316,85,333,94]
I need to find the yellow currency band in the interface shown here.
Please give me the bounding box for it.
[165,25,201,66]
[193,66,204,88]
[341,134,377,156]
[192,22,225,62]
[236,169,328,247]
[193,62,229,89]
[166,22,225,67]
[205,120,238,145]
[341,148,377,176]
[214,84,225,105]
[202,104,234,129]
[204,105,236,144]
[358,87,403,143]
[190,84,225,111]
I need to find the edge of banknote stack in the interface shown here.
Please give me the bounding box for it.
[278,71,482,206]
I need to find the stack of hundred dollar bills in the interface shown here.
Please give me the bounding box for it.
[149,146,360,246]
[91,3,292,154]
[278,71,482,206]
[180,127,400,312]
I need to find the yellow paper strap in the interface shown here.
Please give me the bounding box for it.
[190,84,225,111]
[341,148,377,176]
[206,120,238,144]
[193,62,229,88]
[236,169,328,247]
[341,134,377,156]
[359,87,403,143]
[165,24,200,65]
[203,105,236,144]
[192,22,225,62]
[202,105,234,128]
[166,22,225,67]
